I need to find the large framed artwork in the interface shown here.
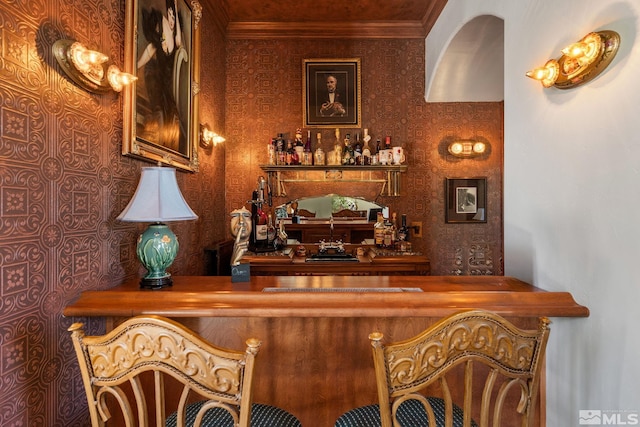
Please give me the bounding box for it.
[123,0,202,172]
[303,58,361,128]
[445,178,487,223]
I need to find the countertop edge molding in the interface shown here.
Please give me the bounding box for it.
[64,276,589,319]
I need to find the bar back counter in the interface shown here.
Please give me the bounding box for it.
[64,275,589,427]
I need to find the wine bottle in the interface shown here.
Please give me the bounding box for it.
[385,135,392,150]
[250,190,269,252]
[397,214,409,252]
[354,133,362,165]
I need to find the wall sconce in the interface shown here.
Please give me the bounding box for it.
[448,140,486,158]
[200,124,225,147]
[53,39,136,93]
[526,30,620,89]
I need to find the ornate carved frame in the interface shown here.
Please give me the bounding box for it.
[123,0,202,172]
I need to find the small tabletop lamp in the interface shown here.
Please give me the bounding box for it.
[117,166,198,289]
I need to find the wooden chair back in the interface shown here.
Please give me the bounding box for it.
[69,315,260,427]
[332,209,367,218]
[296,208,316,217]
[370,310,551,427]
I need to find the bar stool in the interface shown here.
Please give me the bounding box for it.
[335,309,550,427]
[69,315,301,427]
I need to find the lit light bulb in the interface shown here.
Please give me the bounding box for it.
[449,142,463,155]
[107,65,137,92]
[526,59,559,88]
[473,142,486,154]
[70,42,108,72]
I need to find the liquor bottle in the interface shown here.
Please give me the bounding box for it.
[397,214,409,252]
[383,214,395,249]
[391,212,399,249]
[267,213,277,246]
[374,212,385,248]
[286,139,294,165]
[276,133,285,165]
[268,138,276,165]
[342,133,352,165]
[361,129,371,165]
[274,218,287,250]
[314,132,325,165]
[304,130,313,165]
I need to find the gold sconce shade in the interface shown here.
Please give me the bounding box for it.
[527,30,620,89]
[526,59,559,88]
[448,140,486,158]
[53,39,137,93]
[200,124,225,147]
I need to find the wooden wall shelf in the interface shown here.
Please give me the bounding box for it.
[260,165,407,197]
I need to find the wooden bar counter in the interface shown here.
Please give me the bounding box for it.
[64,276,588,426]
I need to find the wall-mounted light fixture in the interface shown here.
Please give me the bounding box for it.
[526,30,620,89]
[53,39,136,93]
[200,124,225,147]
[448,140,486,158]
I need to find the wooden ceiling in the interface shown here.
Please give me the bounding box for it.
[208,0,449,39]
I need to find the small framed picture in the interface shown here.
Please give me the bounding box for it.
[303,58,361,128]
[445,178,487,223]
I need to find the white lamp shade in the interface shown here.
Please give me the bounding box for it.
[117,167,198,222]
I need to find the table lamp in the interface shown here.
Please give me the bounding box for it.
[117,166,198,289]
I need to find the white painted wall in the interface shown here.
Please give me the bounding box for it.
[430,1,640,425]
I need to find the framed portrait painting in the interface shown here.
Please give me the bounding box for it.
[445,178,487,223]
[123,0,202,172]
[303,58,361,128]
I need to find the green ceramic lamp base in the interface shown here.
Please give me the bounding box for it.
[136,223,179,290]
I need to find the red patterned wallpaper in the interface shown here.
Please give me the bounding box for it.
[0,1,501,426]
[0,1,226,425]
[224,39,503,276]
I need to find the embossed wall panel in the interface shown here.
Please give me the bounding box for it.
[0,1,227,425]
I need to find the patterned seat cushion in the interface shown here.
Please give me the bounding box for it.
[166,401,302,427]
[334,397,477,427]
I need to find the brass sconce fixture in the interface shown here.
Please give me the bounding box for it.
[53,40,136,93]
[448,140,486,158]
[526,30,620,89]
[200,124,225,147]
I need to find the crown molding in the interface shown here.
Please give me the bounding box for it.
[225,21,428,40]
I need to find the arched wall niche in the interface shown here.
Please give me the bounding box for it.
[426,15,504,102]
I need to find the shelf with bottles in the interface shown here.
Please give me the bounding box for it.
[259,164,407,197]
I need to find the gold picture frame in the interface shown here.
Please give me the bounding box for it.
[303,58,361,128]
[123,0,202,172]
